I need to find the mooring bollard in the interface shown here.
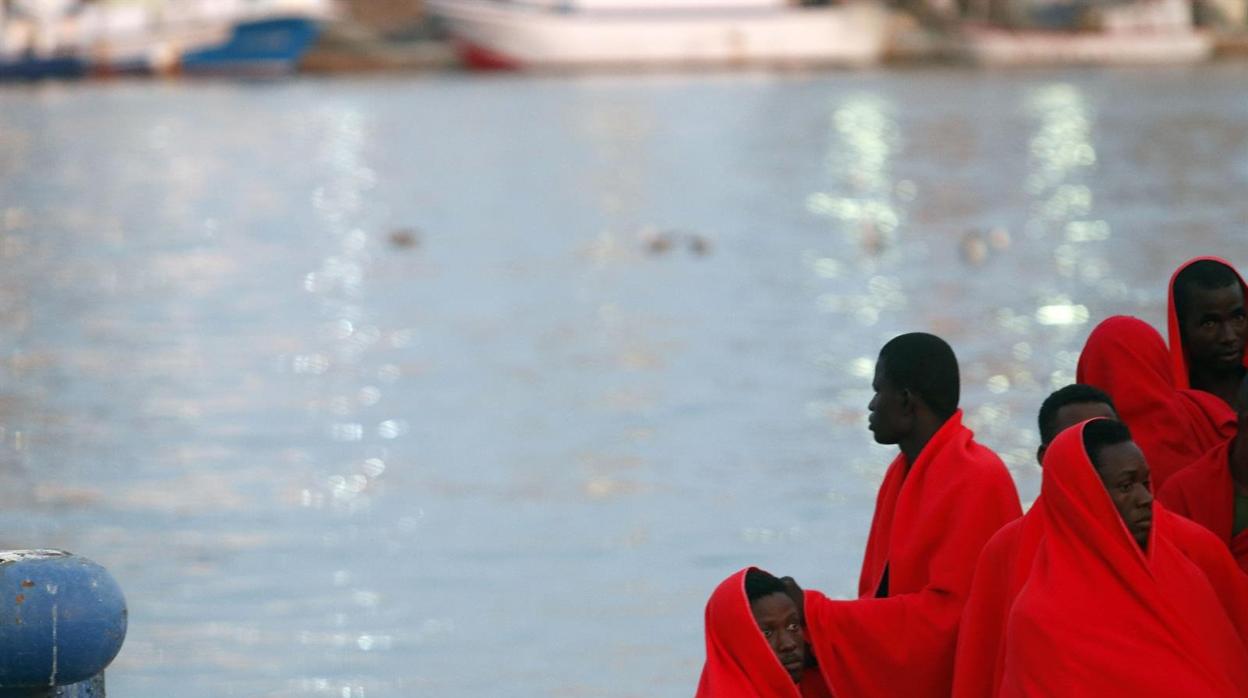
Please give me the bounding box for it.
[0,551,127,698]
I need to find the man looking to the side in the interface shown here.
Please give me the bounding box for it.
[785,332,1021,697]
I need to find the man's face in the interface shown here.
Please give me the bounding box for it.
[1037,402,1117,465]
[1092,441,1153,550]
[1181,282,1248,374]
[868,359,909,445]
[750,592,806,684]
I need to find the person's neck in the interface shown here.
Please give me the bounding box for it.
[899,413,948,467]
[1190,365,1245,407]
[1230,430,1248,492]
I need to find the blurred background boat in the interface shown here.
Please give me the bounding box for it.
[426,0,891,70]
[954,0,1214,65]
[0,0,335,79]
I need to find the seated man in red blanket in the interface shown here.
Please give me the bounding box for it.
[696,567,831,698]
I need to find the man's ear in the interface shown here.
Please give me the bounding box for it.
[900,388,916,416]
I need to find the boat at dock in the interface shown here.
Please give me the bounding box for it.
[0,0,334,79]
[955,0,1213,66]
[426,0,891,70]
[958,25,1212,66]
[181,16,324,75]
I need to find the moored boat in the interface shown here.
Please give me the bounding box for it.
[427,0,892,70]
[0,0,334,79]
[181,16,323,75]
[959,24,1213,65]
[956,0,1213,66]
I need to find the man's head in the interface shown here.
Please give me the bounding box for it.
[1082,419,1153,550]
[1036,384,1117,465]
[744,569,805,683]
[868,333,959,445]
[1174,259,1247,376]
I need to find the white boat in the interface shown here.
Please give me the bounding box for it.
[957,0,1213,66]
[426,0,891,70]
[959,26,1213,66]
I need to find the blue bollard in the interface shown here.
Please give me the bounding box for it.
[0,551,126,698]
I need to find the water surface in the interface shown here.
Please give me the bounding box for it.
[0,65,1245,696]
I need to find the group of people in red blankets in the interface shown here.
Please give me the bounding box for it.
[697,256,1248,697]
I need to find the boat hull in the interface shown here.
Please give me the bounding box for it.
[0,55,84,80]
[429,0,890,70]
[181,17,321,75]
[960,26,1213,66]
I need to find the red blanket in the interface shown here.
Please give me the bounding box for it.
[1001,422,1248,697]
[696,568,833,698]
[1159,439,1248,573]
[803,411,1021,697]
[956,496,1248,698]
[950,507,1044,698]
[1077,315,1232,490]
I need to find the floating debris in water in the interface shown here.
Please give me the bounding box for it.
[988,226,1011,250]
[960,230,989,266]
[960,226,1010,266]
[639,227,674,255]
[687,234,712,256]
[388,228,420,249]
[638,227,713,258]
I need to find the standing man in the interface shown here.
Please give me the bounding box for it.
[1168,257,1248,409]
[951,384,1116,698]
[1001,419,1248,695]
[788,333,1021,697]
[1076,315,1233,490]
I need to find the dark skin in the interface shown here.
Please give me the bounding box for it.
[777,577,812,669]
[1092,441,1154,551]
[750,592,806,684]
[1036,402,1117,465]
[868,358,946,467]
[1181,282,1248,407]
[781,357,951,656]
[1227,380,1248,495]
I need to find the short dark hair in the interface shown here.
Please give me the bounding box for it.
[1081,418,1133,472]
[878,333,959,419]
[744,568,786,603]
[1174,259,1242,330]
[1038,384,1116,446]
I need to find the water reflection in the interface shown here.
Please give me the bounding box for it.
[296,104,394,697]
[0,70,1245,697]
[807,94,902,257]
[1025,83,1107,287]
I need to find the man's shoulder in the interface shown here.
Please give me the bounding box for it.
[980,516,1025,556]
[1165,507,1225,554]
[1160,442,1228,499]
[945,435,1012,482]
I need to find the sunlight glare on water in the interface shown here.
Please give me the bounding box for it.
[0,65,1245,696]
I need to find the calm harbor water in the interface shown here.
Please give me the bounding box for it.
[0,65,1245,696]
